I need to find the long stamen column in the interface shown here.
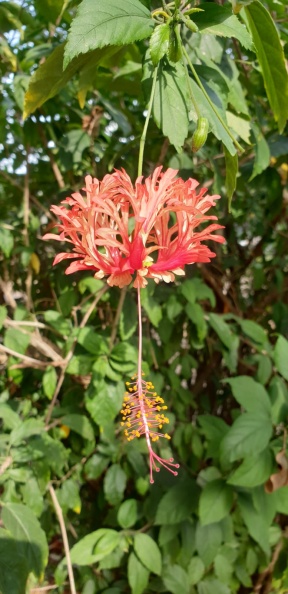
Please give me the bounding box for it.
[121,286,179,483]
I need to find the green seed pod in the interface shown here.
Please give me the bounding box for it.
[191,117,209,153]
[168,24,182,63]
[182,16,199,33]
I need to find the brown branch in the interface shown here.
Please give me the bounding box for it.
[48,485,77,594]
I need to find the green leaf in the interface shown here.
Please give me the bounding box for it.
[158,524,180,547]
[0,227,14,258]
[249,124,270,180]
[226,111,251,144]
[104,464,127,506]
[269,376,288,424]
[209,313,237,350]
[155,479,197,525]
[227,448,273,487]
[64,0,154,68]
[274,335,288,381]
[238,493,270,556]
[24,44,119,118]
[275,486,288,515]
[238,319,267,345]
[199,479,233,526]
[142,57,189,152]
[128,552,149,594]
[162,564,190,594]
[149,23,170,66]
[85,379,124,426]
[134,533,161,575]
[4,327,30,355]
[117,499,138,529]
[192,4,253,49]
[0,531,29,594]
[42,365,57,400]
[60,414,95,442]
[77,327,109,356]
[220,413,273,462]
[0,403,21,430]
[187,556,205,585]
[186,303,207,342]
[198,579,230,594]
[119,293,137,340]
[181,278,216,307]
[214,553,234,584]
[196,521,223,567]
[244,0,288,132]
[57,479,82,515]
[70,529,120,565]
[224,146,238,210]
[9,419,44,446]
[223,376,271,416]
[1,503,48,577]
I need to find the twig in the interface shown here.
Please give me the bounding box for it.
[48,485,77,594]
[0,456,13,477]
[0,344,62,369]
[254,538,283,593]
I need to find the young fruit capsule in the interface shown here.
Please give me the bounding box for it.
[192,117,209,153]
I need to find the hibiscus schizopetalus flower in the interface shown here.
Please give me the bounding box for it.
[44,167,225,482]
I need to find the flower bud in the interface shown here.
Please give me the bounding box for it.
[192,117,209,153]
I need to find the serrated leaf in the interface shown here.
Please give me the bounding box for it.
[1,503,48,577]
[155,479,197,524]
[142,57,189,152]
[128,552,149,594]
[0,531,29,594]
[192,4,253,49]
[244,0,288,132]
[149,23,169,66]
[42,365,57,400]
[238,493,270,555]
[9,419,44,446]
[64,0,154,68]
[223,376,271,416]
[199,480,233,525]
[60,414,95,442]
[24,43,119,118]
[274,335,288,381]
[249,124,270,181]
[220,412,273,462]
[224,146,238,210]
[227,448,272,487]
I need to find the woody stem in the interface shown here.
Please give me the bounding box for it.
[138,65,159,178]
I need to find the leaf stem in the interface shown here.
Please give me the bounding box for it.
[182,45,244,153]
[49,484,77,594]
[138,65,159,177]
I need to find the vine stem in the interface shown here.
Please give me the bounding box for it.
[138,65,159,177]
[182,45,244,153]
[49,484,77,594]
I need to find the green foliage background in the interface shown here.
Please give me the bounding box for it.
[0,0,288,593]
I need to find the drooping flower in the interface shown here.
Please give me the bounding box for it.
[44,167,225,482]
[43,167,225,289]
